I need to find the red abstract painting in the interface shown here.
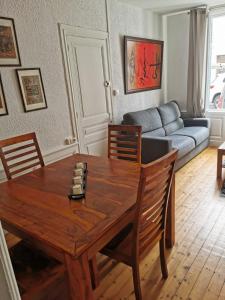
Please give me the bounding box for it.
[124,36,163,94]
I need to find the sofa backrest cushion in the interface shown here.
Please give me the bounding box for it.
[157,101,181,125]
[164,118,184,135]
[158,101,184,135]
[123,107,162,133]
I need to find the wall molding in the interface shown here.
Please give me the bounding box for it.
[0,143,78,182]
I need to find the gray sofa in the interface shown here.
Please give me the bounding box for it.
[122,101,210,170]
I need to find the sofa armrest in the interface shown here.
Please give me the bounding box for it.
[183,118,210,128]
[141,137,172,164]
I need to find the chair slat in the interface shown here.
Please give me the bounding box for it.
[142,186,167,210]
[3,142,36,155]
[145,164,171,185]
[110,140,137,146]
[139,216,162,241]
[10,162,41,176]
[109,146,137,153]
[110,134,138,140]
[139,223,162,249]
[109,152,137,159]
[9,156,39,169]
[6,149,37,162]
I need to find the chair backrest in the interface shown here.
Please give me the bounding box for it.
[0,132,44,180]
[108,124,142,164]
[133,149,177,259]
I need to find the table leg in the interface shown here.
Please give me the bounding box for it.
[166,174,175,248]
[217,150,222,180]
[89,256,100,289]
[65,252,94,300]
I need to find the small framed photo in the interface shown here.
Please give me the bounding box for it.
[16,68,48,112]
[0,17,21,66]
[0,74,8,116]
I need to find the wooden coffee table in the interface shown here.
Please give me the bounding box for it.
[217,142,225,179]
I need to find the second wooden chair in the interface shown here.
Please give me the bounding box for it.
[108,124,142,164]
[101,149,178,300]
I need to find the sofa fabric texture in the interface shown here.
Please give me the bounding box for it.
[122,100,210,170]
[157,101,181,125]
[170,126,209,146]
[123,107,162,133]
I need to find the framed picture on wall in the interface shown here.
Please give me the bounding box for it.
[0,74,8,116]
[16,68,48,112]
[0,17,21,66]
[124,36,164,94]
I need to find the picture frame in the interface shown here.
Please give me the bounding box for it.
[16,68,48,112]
[124,36,164,94]
[0,74,8,116]
[0,17,21,66]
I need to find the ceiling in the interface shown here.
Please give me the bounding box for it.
[119,0,225,13]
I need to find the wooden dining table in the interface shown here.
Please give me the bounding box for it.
[0,153,175,300]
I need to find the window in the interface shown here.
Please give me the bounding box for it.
[207,13,225,110]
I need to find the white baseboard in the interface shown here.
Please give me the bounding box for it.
[0,143,78,182]
[209,139,223,147]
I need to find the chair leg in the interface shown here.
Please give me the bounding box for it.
[89,256,100,289]
[132,264,142,300]
[159,237,168,279]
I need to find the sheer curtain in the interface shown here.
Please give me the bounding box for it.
[187,8,208,117]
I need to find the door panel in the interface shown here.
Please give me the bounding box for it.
[87,138,108,156]
[76,45,107,117]
[66,32,112,155]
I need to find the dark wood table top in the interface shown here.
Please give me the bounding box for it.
[0,154,140,257]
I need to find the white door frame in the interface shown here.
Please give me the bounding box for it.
[0,222,21,300]
[59,24,113,152]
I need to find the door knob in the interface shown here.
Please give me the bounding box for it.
[104,81,110,87]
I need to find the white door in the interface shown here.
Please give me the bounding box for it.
[60,26,112,156]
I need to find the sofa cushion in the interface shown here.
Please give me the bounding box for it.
[170,126,209,146]
[123,107,162,133]
[168,135,195,159]
[164,118,184,135]
[142,128,166,138]
[158,101,182,125]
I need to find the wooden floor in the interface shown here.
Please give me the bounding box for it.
[95,147,225,300]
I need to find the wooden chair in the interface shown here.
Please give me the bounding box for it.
[108,124,142,164]
[101,149,178,300]
[0,132,44,180]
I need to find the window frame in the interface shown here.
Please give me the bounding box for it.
[206,8,225,113]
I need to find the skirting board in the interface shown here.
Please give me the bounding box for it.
[209,140,223,147]
[0,143,78,182]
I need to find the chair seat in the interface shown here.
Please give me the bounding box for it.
[9,241,68,300]
[102,226,133,266]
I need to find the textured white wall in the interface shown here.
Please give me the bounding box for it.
[108,1,163,122]
[167,13,190,112]
[0,0,162,154]
[0,0,107,154]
